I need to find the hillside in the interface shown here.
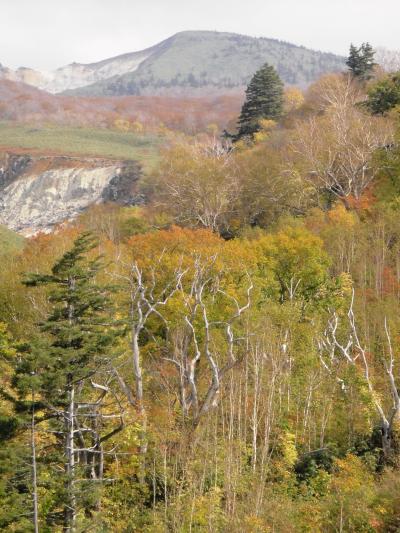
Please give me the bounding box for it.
[0,44,158,94]
[65,31,346,96]
[0,79,242,133]
[0,122,163,170]
[4,13,400,531]
[0,224,24,255]
[1,31,345,97]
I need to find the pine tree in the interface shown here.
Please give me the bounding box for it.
[346,44,361,76]
[366,72,400,114]
[0,326,35,532]
[11,232,124,531]
[346,42,376,80]
[235,63,284,141]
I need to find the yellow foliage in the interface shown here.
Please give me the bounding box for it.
[113,117,131,132]
[328,202,357,228]
[254,119,276,143]
[131,120,144,133]
[279,431,298,469]
[331,454,374,496]
[206,123,219,136]
[284,87,305,113]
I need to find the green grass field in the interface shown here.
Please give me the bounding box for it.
[0,123,163,170]
[0,225,25,256]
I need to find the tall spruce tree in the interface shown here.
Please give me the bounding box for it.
[235,62,284,141]
[10,232,124,532]
[0,326,35,532]
[346,42,376,80]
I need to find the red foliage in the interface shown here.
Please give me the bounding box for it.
[345,187,377,211]
[0,79,243,133]
[382,266,400,296]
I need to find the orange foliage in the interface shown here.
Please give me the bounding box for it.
[345,187,377,210]
[126,225,223,264]
[124,226,258,284]
[382,266,400,296]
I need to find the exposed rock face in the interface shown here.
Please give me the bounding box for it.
[0,63,48,90]
[0,45,153,94]
[0,153,33,188]
[0,153,142,235]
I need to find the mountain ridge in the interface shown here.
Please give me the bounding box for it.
[0,31,346,97]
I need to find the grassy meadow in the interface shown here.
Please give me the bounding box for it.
[0,122,163,169]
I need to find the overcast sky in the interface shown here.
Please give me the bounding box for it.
[1,0,399,71]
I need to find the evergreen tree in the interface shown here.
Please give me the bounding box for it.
[0,326,35,532]
[347,44,361,76]
[346,42,376,80]
[235,63,284,141]
[11,232,124,531]
[366,72,400,114]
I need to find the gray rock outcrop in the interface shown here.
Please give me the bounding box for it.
[0,153,142,235]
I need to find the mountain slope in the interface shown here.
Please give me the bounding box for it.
[0,79,242,134]
[64,31,346,96]
[1,31,345,97]
[0,223,24,255]
[0,63,48,89]
[0,44,158,94]
[37,45,157,93]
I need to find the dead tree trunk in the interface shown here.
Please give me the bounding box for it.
[318,291,400,463]
[64,378,76,532]
[31,390,39,533]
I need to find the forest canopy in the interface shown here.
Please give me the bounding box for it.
[2,43,400,532]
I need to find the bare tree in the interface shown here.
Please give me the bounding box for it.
[318,291,400,461]
[149,140,241,234]
[112,254,187,481]
[306,74,363,112]
[164,257,253,426]
[376,47,400,73]
[291,75,393,203]
[116,259,186,406]
[30,389,39,533]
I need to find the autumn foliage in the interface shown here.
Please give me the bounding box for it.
[2,59,400,532]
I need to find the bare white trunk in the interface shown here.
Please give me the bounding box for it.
[65,382,76,532]
[31,394,39,533]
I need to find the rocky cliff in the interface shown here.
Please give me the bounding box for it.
[0,152,142,235]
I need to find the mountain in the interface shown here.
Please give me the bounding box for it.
[0,64,48,89]
[63,31,346,96]
[0,45,157,94]
[1,31,346,97]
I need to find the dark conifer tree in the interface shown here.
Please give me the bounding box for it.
[346,42,376,80]
[0,327,35,532]
[366,72,400,114]
[235,63,284,141]
[346,44,361,76]
[9,232,124,531]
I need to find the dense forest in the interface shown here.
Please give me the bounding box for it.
[2,45,400,532]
